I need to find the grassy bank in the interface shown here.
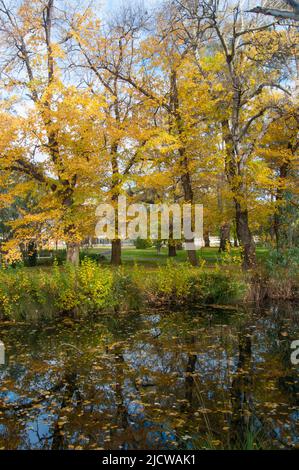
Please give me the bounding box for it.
[35,246,269,267]
[0,259,246,321]
[1,246,298,321]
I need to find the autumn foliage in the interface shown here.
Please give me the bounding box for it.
[0,0,298,269]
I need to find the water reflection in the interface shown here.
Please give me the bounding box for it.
[0,302,298,450]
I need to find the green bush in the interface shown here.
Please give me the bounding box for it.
[35,249,106,267]
[0,259,113,320]
[143,262,245,306]
[112,266,142,312]
[79,251,106,264]
[54,250,67,265]
[198,271,245,304]
[133,237,152,250]
[247,248,299,302]
[0,260,245,321]
[265,247,299,277]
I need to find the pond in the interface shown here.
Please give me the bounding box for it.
[0,303,298,450]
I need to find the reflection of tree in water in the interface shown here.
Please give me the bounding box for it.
[262,303,299,446]
[185,346,197,406]
[265,303,299,406]
[0,304,299,449]
[229,329,254,448]
[51,368,82,450]
[228,303,299,449]
[107,324,179,450]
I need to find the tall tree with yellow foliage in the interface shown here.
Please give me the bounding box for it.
[0,0,107,264]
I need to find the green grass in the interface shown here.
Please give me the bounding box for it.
[84,246,269,266]
[34,246,270,269]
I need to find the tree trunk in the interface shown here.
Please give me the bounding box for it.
[221,120,256,270]
[186,248,198,266]
[170,69,198,266]
[274,160,289,251]
[204,231,210,248]
[66,243,80,266]
[185,338,197,406]
[110,147,122,266]
[168,219,177,257]
[219,223,231,252]
[27,240,38,267]
[156,241,162,254]
[230,329,253,448]
[233,220,239,247]
[273,211,280,251]
[181,172,198,266]
[168,242,177,257]
[111,239,122,266]
[235,202,256,270]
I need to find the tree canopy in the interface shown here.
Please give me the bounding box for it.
[0,0,298,268]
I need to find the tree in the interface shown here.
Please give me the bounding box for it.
[249,0,299,21]
[0,0,297,270]
[174,0,294,268]
[258,111,299,248]
[72,3,211,266]
[69,5,150,265]
[0,0,107,265]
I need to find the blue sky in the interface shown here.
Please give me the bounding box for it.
[103,0,161,13]
[101,1,266,17]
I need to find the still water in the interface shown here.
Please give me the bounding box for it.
[0,303,298,450]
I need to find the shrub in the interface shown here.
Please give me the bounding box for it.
[198,271,245,304]
[265,247,299,277]
[134,237,152,250]
[146,262,195,304]
[0,259,114,320]
[36,250,107,267]
[51,258,113,315]
[112,266,142,311]
[245,248,299,302]
[0,261,246,320]
[77,257,113,312]
[54,250,67,265]
[143,261,245,306]
[0,267,50,319]
[219,244,242,266]
[79,251,106,264]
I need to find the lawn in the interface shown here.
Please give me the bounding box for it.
[84,246,269,266]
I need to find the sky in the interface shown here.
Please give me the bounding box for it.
[104,0,160,6]
[103,0,161,14]
[101,1,270,17]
